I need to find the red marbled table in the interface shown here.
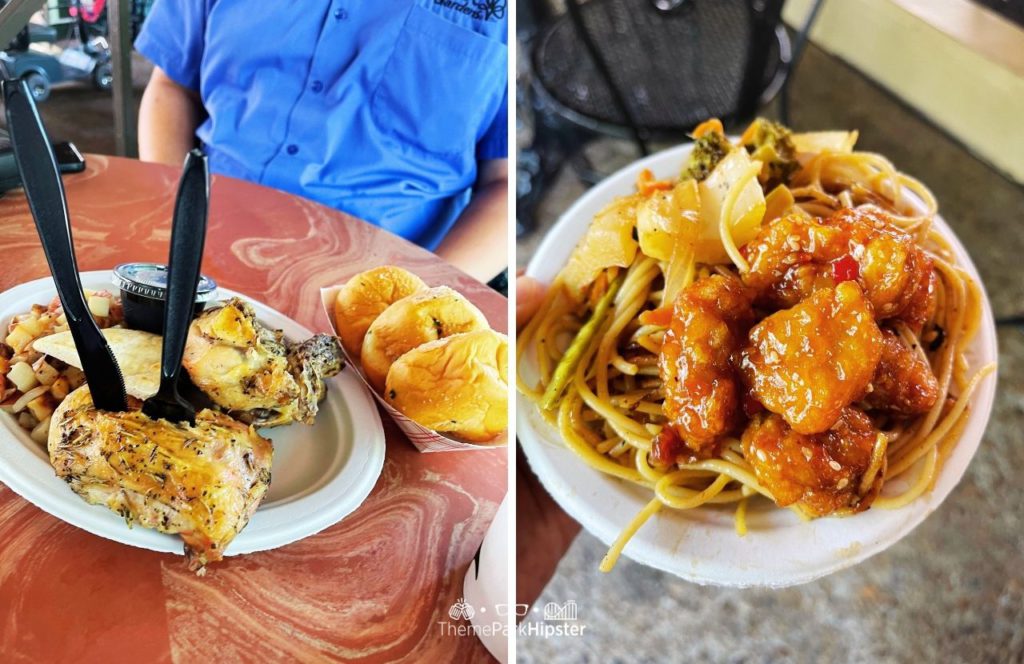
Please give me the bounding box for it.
[0,156,507,662]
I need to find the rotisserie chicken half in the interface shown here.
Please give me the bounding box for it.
[48,386,273,572]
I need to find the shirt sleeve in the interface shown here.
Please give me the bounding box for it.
[134,0,210,91]
[476,85,508,161]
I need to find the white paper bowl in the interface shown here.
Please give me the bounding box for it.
[517,144,998,587]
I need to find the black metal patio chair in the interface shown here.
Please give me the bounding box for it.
[517,0,825,234]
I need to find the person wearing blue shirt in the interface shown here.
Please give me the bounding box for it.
[135,1,509,282]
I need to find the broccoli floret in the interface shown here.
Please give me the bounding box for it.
[683,130,732,182]
[741,117,799,187]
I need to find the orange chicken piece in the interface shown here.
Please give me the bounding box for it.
[659,275,755,454]
[742,408,884,516]
[865,328,939,415]
[740,207,936,330]
[739,282,883,435]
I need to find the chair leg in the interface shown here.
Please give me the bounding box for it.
[515,147,543,237]
[779,75,791,126]
[781,0,827,126]
[791,0,827,68]
[516,106,594,235]
[569,149,603,187]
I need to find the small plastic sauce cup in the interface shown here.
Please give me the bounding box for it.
[112,262,218,334]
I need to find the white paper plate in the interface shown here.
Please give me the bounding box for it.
[0,271,386,558]
[518,144,999,587]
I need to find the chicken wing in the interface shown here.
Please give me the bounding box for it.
[48,386,272,572]
[742,408,885,516]
[287,333,346,424]
[183,298,344,426]
[740,206,936,330]
[659,275,756,455]
[739,282,883,434]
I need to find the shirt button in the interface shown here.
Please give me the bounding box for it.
[310,80,324,93]
[334,7,348,19]
[286,144,299,155]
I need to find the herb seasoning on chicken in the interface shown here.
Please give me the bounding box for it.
[48,385,273,573]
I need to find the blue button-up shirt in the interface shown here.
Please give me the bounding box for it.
[135,1,508,250]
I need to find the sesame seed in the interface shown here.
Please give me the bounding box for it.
[829,460,842,471]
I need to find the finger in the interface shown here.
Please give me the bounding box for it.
[516,275,546,330]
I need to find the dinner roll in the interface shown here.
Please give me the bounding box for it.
[385,329,508,442]
[333,266,428,358]
[360,286,488,391]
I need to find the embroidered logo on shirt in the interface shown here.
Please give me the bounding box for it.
[434,0,506,21]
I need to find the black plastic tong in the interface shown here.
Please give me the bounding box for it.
[3,78,128,412]
[141,149,209,424]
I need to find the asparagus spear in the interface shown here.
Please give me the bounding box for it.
[540,273,625,410]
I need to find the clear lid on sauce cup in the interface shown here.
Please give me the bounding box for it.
[112,262,218,302]
[113,262,218,333]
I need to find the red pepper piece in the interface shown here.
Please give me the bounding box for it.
[832,255,860,283]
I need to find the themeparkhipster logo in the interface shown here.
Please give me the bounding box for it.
[438,598,588,639]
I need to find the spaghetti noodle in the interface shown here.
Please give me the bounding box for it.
[517,118,996,572]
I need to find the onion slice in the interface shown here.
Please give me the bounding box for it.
[13,384,50,413]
